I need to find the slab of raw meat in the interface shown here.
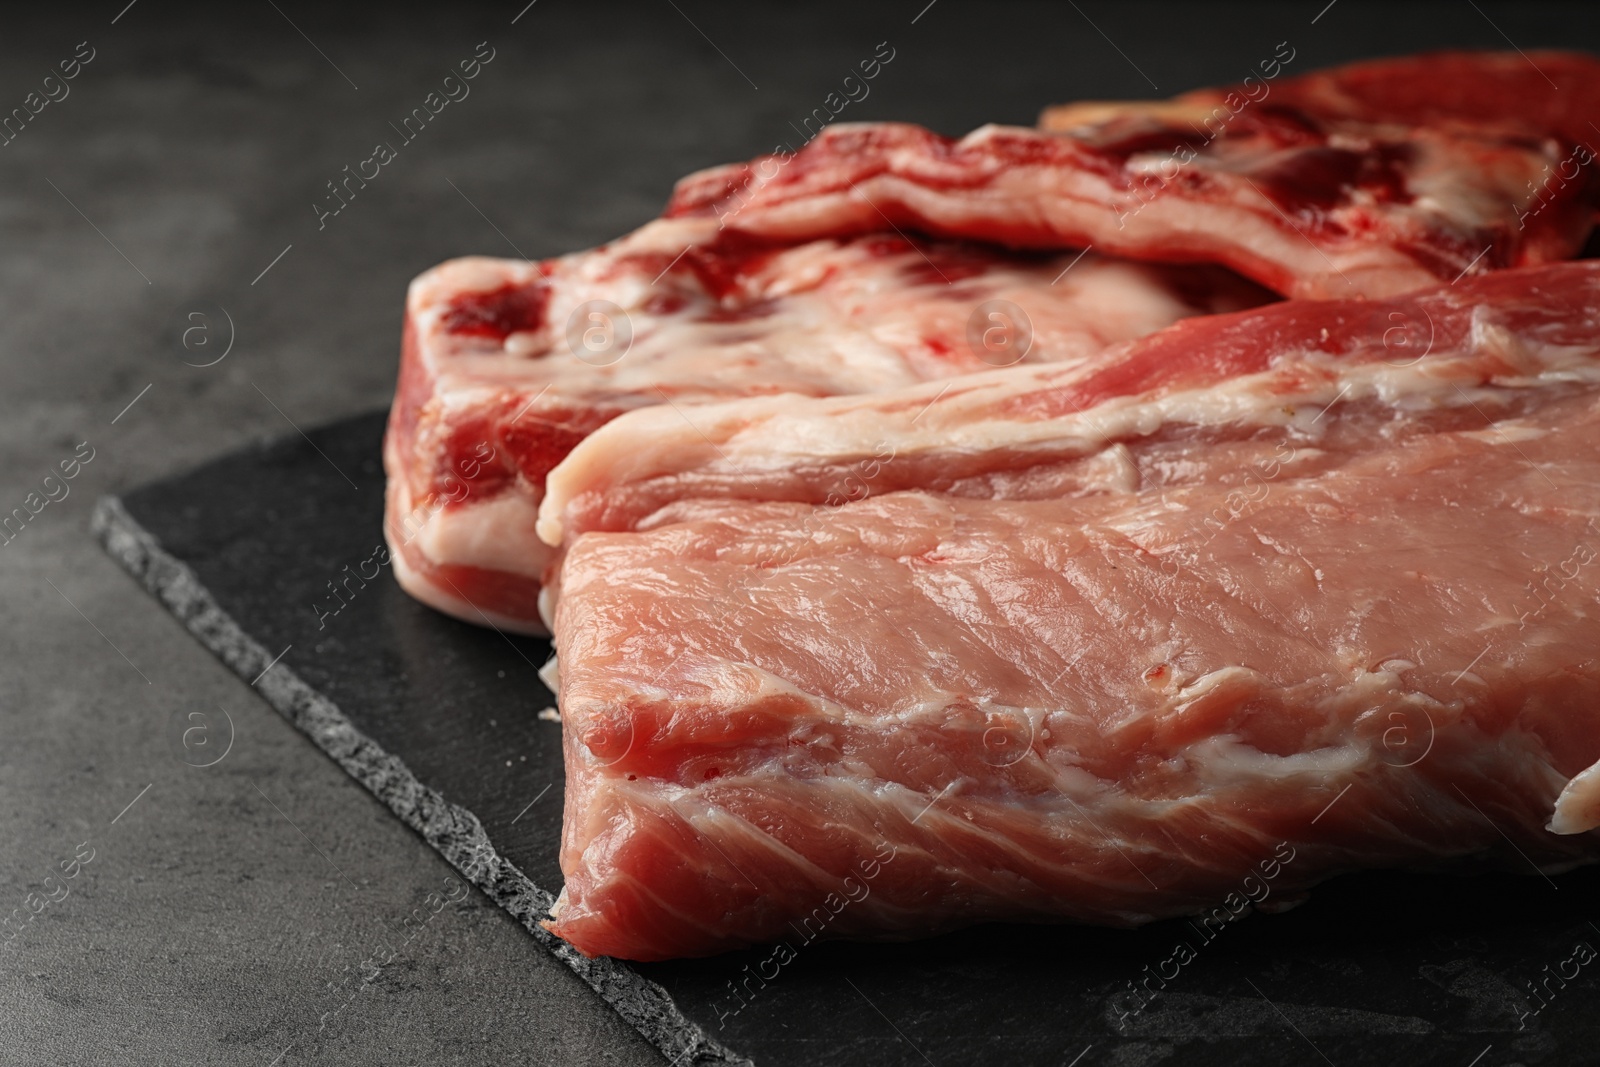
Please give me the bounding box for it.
[1230,49,1600,145]
[1042,50,1600,145]
[544,262,1600,960]
[384,216,1269,631]
[667,59,1596,300]
[540,260,1600,547]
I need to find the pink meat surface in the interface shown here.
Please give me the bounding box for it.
[383,216,1269,631]
[545,262,1600,960]
[1043,51,1600,146]
[1225,49,1600,146]
[540,261,1600,545]
[668,55,1597,301]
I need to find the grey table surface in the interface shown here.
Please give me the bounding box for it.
[3,2,1597,1065]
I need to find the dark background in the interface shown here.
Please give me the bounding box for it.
[4,2,1598,1064]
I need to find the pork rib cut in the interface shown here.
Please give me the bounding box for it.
[545,262,1600,960]
[1041,51,1600,144]
[669,54,1598,300]
[383,216,1268,631]
[1215,49,1600,145]
[540,260,1600,545]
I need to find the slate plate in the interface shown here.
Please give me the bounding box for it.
[96,411,1600,1067]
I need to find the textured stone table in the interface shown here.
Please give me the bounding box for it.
[2,2,1596,1064]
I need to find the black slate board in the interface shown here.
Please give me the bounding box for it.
[97,411,1600,1067]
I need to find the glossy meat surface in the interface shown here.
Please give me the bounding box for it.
[542,261,1600,545]
[670,53,1598,300]
[383,217,1267,630]
[546,263,1600,960]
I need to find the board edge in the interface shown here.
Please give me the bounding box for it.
[90,492,752,1067]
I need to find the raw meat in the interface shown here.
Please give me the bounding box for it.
[1041,51,1600,145]
[540,260,1600,545]
[544,261,1600,960]
[384,216,1269,631]
[668,58,1597,300]
[1224,49,1600,146]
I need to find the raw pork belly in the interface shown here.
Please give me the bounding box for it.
[669,56,1597,301]
[539,261,1600,543]
[544,262,1600,960]
[1224,50,1600,145]
[384,216,1268,631]
[1041,51,1600,145]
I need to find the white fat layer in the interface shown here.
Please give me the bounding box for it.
[539,655,560,693]
[539,336,1600,546]
[1551,758,1600,834]
[406,215,1260,440]
[413,492,551,579]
